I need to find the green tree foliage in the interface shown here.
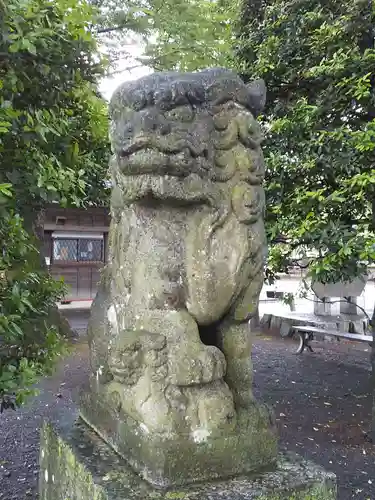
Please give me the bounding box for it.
[235,0,375,287]
[236,0,375,442]
[0,0,110,407]
[0,0,110,213]
[143,0,236,71]
[0,184,67,409]
[94,0,237,72]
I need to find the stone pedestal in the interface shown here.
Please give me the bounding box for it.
[339,297,358,315]
[80,390,277,487]
[39,418,337,500]
[313,297,332,316]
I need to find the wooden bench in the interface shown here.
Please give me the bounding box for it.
[291,325,373,354]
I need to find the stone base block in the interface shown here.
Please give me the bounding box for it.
[39,419,337,500]
[79,390,278,487]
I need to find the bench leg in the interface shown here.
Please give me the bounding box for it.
[305,333,314,352]
[295,332,305,354]
[295,332,314,354]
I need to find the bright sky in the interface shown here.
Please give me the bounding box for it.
[99,43,153,101]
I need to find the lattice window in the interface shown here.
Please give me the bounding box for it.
[78,239,103,262]
[53,239,78,262]
[52,238,103,262]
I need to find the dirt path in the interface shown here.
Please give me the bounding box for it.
[0,334,373,499]
[0,341,90,500]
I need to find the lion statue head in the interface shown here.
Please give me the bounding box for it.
[108,68,266,225]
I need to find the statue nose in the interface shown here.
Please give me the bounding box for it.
[137,110,171,136]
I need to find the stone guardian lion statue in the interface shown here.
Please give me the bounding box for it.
[82,68,277,487]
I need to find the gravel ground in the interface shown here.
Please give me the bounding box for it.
[0,332,374,499]
[0,339,90,500]
[253,333,374,500]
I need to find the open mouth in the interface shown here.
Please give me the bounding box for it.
[118,148,194,178]
[116,143,211,179]
[114,169,217,207]
[119,137,210,160]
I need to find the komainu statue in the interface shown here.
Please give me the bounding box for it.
[82,68,277,487]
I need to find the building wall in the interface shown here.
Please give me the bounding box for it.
[43,206,110,301]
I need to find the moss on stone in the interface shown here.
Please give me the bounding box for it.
[39,419,336,500]
[258,486,336,500]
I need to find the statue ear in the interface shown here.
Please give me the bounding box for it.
[246,79,267,114]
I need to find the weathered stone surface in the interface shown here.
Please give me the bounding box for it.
[39,418,337,500]
[83,67,277,485]
[80,390,276,487]
[311,277,367,299]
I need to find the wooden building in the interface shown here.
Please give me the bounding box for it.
[42,205,110,301]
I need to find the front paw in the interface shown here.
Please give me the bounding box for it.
[168,344,226,386]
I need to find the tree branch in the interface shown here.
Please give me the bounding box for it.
[96,25,127,34]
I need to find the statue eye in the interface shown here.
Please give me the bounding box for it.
[165,106,194,122]
[213,113,229,130]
